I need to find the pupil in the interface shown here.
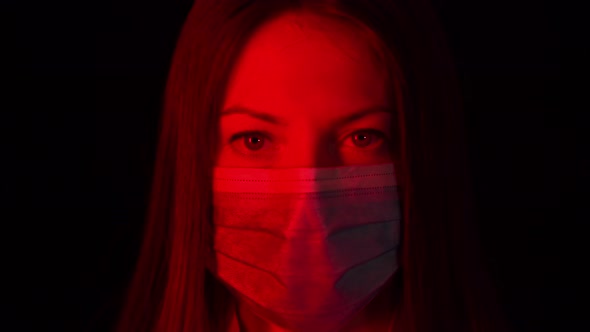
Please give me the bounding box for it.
[245,135,263,151]
[356,133,368,141]
[354,133,372,147]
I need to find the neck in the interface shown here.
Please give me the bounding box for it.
[235,300,287,332]
[235,277,396,332]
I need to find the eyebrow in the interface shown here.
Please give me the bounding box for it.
[220,105,391,127]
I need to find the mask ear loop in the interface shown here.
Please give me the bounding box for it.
[235,304,247,332]
[387,312,395,332]
[388,164,405,332]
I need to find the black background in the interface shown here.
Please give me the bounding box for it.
[1,0,581,331]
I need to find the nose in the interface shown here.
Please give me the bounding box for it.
[279,130,343,168]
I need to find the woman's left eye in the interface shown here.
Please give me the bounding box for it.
[343,129,387,149]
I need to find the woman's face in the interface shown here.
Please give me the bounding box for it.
[216,12,392,168]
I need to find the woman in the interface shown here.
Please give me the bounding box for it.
[116,0,511,331]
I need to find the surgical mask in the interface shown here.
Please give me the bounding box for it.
[207,162,401,332]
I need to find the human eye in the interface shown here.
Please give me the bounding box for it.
[341,129,388,151]
[228,130,277,157]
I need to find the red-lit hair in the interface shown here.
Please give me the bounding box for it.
[116,1,511,331]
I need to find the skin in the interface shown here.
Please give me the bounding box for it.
[216,11,396,332]
[216,11,394,169]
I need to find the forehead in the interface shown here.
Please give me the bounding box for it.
[223,11,388,114]
[241,11,377,65]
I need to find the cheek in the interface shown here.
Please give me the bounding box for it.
[340,146,394,166]
[214,151,241,168]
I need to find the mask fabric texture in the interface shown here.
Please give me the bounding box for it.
[208,162,401,332]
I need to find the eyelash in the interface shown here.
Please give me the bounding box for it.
[228,129,387,157]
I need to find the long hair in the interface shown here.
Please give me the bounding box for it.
[116,1,511,331]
